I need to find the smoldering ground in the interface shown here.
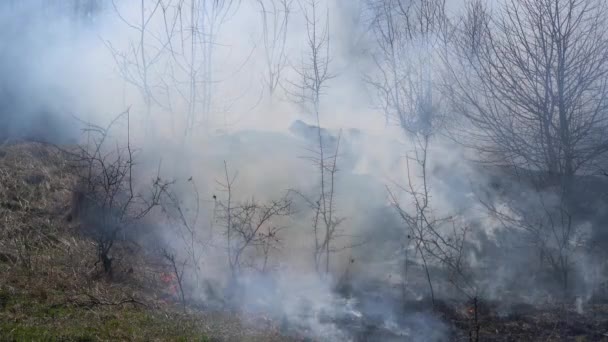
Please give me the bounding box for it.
[2,0,608,341]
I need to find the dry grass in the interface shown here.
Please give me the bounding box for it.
[2,141,607,341]
[432,298,608,341]
[0,141,293,342]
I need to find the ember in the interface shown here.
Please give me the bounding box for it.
[160,272,178,296]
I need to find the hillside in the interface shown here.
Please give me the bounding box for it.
[0,141,292,341]
[2,141,608,341]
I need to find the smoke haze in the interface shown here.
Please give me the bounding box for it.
[2,0,608,340]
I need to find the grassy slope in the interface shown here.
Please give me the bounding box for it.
[0,142,288,342]
[3,142,608,342]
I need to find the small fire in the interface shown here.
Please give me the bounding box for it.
[160,272,178,296]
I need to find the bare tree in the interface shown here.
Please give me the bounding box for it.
[366,0,469,306]
[444,0,608,295]
[366,0,447,133]
[287,0,348,276]
[458,0,491,60]
[105,0,171,136]
[256,0,293,98]
[160,0,242,136]
[447,0,608,193]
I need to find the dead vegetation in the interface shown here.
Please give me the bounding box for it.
[0,140,296,341]
[2,138,608,340]
[445,299,608,341]
[5,0,608,340]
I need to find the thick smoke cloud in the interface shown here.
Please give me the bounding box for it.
[3,0,608,340]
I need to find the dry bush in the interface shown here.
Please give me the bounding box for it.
[215,162,293,281]
[69,111,171,277]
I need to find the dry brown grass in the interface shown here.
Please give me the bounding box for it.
[3,142,607,341]
[0,141,295,341]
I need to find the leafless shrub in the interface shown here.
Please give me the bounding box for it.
[161,248,187,311]
[286,0,356,277]
[468,296,481,342]
[388,134,475,306]
[215,162,293,280]
[286,0,334,112]
[477,183,588,295]
[159,176,213,297]
[71,110,171,276]
[290,132,347,276]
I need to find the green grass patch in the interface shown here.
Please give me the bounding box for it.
[0,291,211,341]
